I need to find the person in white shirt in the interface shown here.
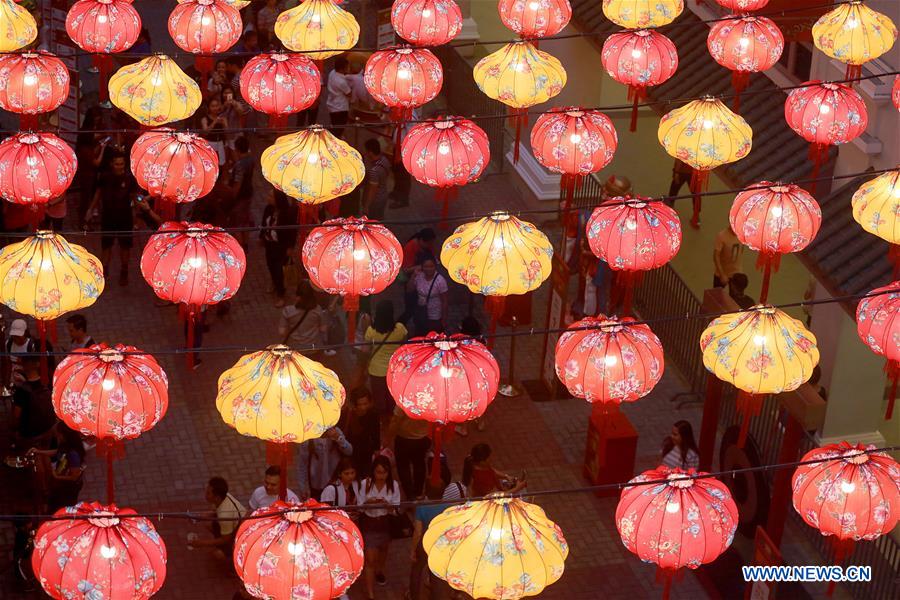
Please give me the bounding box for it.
[326,57,353,138]
[190,477,246,561]
[407,258,449,336]
[661,420,700,470]
[248,465,300,510]
[319,457,361,509]
[297,427,353,500]
[358,455,401,598]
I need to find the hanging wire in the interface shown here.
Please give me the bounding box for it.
[1,443,895,523]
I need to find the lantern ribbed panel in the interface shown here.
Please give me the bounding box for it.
[66,0,141,53]
[131,129,219,204]
[275,0,360,59]
[785,81,868,147]
[401,117,489,188]
[586,196,682,271]
[0,0,37,52]
[0,52,70,115]
[239,53,321,116]
[392,0,462,46]
[658,98,752,171]
[714,0,768,10]
[168,0,242,54]
[364,47,443,113]
[601,29,678,91]
[530,108,617,177]
[53,343,169,440]
[0,133,77,205]
[498,0,572,38]
[729,182,821,256]
[108,55,202,125]
[852,170,900,245]
[708,16,783,75]
[555,316,664,404]
[812,2,897,68]
[856,281,900,362]
[602,0,683,29]
[473,41,566,109]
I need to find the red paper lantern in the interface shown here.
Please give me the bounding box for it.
[893,74,899,111]
[66,0,141,53]
[53,343,169,441]
[364,47,443,121]
[391,0,463,46]
[785,81,868,185]
[555,315,664,404]
[234,500,364,600]
[0,51,70,127]
[168,0,242,81]
[498,0,572,39]
[131,129,219,217]
[0,132,77,206]
[239,52,321,126]
[714,0,769,11]
[302,217,402,340]
[616,467,738,598]
[33,502,167,600]
[729,182,821,303]
[401,116,489,221]
[708,15,783,108]
[792,442,900,580]
[530,107,618,207]
[856,281,900,419]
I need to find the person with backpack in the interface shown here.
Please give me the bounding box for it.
[190,477,246,561]
[319,457,361,510]
[296,426,353,500]
[11,356,56,450]
[278,280,329,351]
[407,258,448,336]
[364,300,407,418]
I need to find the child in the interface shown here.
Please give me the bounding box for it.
[343,388,381,479]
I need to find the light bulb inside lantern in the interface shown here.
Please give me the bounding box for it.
[102,379,115,391]
[23,73,37,86]
[702,119,714,130]
[288,542,304,555]
[631,49,643,59]
[352,249,366,260]
[98,15,108,24]
[840,480,856,494]
[604,355,618,367]
[753,335,766,346]
[40,259,53,271]
[514,61,525,72]
[438,142,450,155]
[528,1,540,9]
[892,186,900,199]
[569,133,582,144]
[665,501,680,514]
[188,257,204,269]
[151,75,163,86]
[625,218,637,231]
[422,9,432,17]
[397,69,411,80]
[99,545,117,559]
[847,18,858,29]
[439,366,453,378]
[278,375,292,388]
[308,153,319,164]
[489,527,503,540]
[201,16,211,26]
[770,206,783,218]
[312,14,321,23]
[275,74,284,84]
[739,37,750,49]
[492,238,507,250]
[819,104,831,114]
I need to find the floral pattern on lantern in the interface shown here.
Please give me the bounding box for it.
[602,0,683,29]
[586,196,682,271]
[0,231,104,321]
[441,212,553,296]
[601,29,678,131]
[275,0,360,60]
[785,81,867,152]
[0,132,77,206]
[792,442,900,541]
[33,502,167,600]
[239,52,321,120]
[0,0,37,52]
[0,52,70,115]
[66,0,141,53]
[392,0,462,46]
[217,344,345,443]
[53,343,169,440]
[168,0,242,55]
[364,47,443,120]
[812,1,897,79]
[893,75,899,111]
[856,280,900,418]
[131,129,219,205]
[851,169,900,246]
[498,0,572,38]
[108,55,202,125]
[424,496,569,600]
[261,126,365,204]
[302,217,402,298]
[555,316,664,404]
[235,500,364,600]
[708,15,783,102]
[387,332,500,422]
[730,182,821,259]
[714,0,769,10]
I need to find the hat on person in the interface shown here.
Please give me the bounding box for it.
[8,319,26,337]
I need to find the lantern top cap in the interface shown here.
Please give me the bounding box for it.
[434,339,458,351]
[767,184,791,193]
[284,509,313,523]
[309,124,325,133]
[434,119,457,130]
[269,53,290,62]
[622,196,648,209]
[18,132,40,144]
[489,211,511,222]
[749,304,776,315]
[175,132,197,143]
[841,448,870,464]
[395,47,414,55]
[485,492,513,504]
[564,109,585,118]
[87,512,121,528]
[185,227,209,238]
[633,29,652,37]
[268,344,293,357]
[35,230,55,240]
[98,348,124,363]
[667,472,695,488]
[597,319,624,332]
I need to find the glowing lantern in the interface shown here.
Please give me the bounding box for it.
[302,217,402,340]
[424,496,568,600]
[715,0,768,9]
[856,281,900,419]
[586,196,682,312]
[708,15,783,109]
[275,0,360,60]
[392,0,463,46]
[221,0,251,8]
[0,52,70,128]
[498,0,572,39]
[658,97,752,228]
[852,169,900,258]
[616,467,737,598]
[0,231,104,342]
[53,343,168,442]
[0,0,37,52]
[235,500,364,600]
[700,305,819,445]
[729,182,821,303]
[784,81,867,186]
[812,1,898,80]
[239,52,321,127]
[602,0,683,29]
[108,55,202,126]
[33,502,167,600]
[0,132,77,207]
[792,442,900,577]
[473,41,566,161]
[401,116,490,221]
[261,125,365,204]
[601,29,678,132]
[364,47,443,122]
[555,315,664,405]
[168,0,242,82]
[893,75,899,111]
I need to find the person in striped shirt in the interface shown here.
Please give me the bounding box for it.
[661,420,700,470]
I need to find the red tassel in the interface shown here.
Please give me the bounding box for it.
[196,55,214,97]
[885,361,898,420]
[94,54,114,103]
[484,296,506,349]
[20,114,37,130]
[186,305,197,370]
[655,568,682,600]
[845,64,862,83]
[827,538,856,595]
[97,440,124,504]
[889,245,900,280]
[613,271,643,316]
[345,294,359,344]
[808,143,827,193]
[436,187,458,229]
[269,113,288,129]
[755,254,780,304]
[736,391,762,447]
[731,71,750,112]
[37,320,48,385]
[628,86,643,132]
[513,109,525,164]
[689,170,708,229]
[430,424,443,486]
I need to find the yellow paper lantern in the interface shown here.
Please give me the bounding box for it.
[108,55,202,126]
[216,344,345,443]
[275,0,360,60]
[0,0,37,52]
[473,41,566,110]
[658,97,752,227]
[812,1,897,79]
[851,169,900,245]
[0,231,104,322]
[261,125,365,204]
[441,211,553,297]
[423,496,569,600]
[602,0,684,29]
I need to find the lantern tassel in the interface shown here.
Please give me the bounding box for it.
[807,143,827,193]
[827,538,856,595]
[345,294,360,344]
[756,254,780,304]
[628,86,644,133]
[20,114,37,130]
[736,391,762,447]
[97,440,124,504]
[731,71,750,112]
[436,187,458,230]
[889,245,900,280]
[513,109,526,164]
[269,114,288,129]
[654,568,682,600]
[845,64,862,83]
[688,169,707,229]
[94,54,114,103]
[612,271,643,316]
[195,55,215,97]
[278,443,289,501]
[186,305,197,370]
[430,424,443,486]
[36,320,49,385]
[484,296,506,349]
[885,361,898,420]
